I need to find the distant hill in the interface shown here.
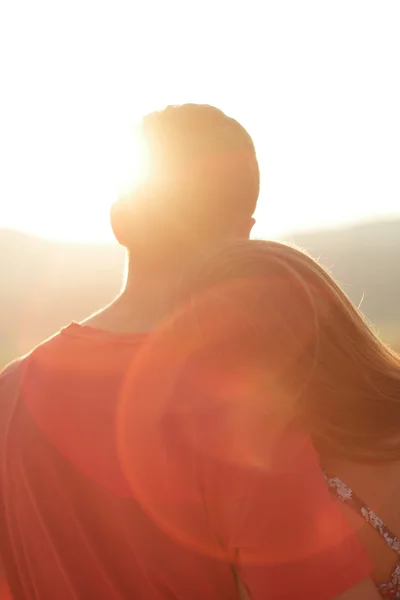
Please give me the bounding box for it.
[1,220,399,365]
[290,220,400,337]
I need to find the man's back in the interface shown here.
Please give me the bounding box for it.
[0,324,239,600]
[0,323,375,600]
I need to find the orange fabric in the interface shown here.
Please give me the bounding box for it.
[0,324,373,599]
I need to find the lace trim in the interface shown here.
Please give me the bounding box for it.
[325,474,400,598]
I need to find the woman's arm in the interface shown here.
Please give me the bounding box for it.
[335,577,380,599]
[237,575,380,600]
[219,423,375,600]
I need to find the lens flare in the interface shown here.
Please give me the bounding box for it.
[116,279,349,565]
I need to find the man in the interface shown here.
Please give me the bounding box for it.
[83,104,259,334]
[0,104,378,599]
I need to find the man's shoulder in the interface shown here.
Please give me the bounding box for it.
[0,357,31,439]
[0,355,31,396]
[0,356,28,381]
[0,330,69,425]
[0,329,66,392]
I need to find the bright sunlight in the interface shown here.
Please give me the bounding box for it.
[111,124,150,201]
[1,0,400,242]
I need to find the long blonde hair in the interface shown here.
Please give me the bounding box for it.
[177,239,400,462]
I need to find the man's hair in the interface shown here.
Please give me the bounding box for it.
[113,104,260,260]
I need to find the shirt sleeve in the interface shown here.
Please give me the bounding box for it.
[0,359,26,435]
[197,405,374,600]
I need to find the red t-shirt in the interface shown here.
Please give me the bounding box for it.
[0,324,372,599]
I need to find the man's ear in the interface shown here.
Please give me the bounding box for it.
[247,217,256,238]
[240,217,256,239]
[231,217,255,240]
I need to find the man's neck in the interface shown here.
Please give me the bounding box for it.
[82,265,185,335]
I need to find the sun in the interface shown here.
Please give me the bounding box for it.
[17,117,152,244]
[110,121,150,201]
[0,97,156,243]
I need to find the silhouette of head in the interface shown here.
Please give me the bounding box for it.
[111,104,260,270]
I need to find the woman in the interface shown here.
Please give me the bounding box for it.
[118,239,386,599]
[181,238,400,598]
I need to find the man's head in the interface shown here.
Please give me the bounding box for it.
[111,104,260,269]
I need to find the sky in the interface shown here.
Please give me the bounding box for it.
[0,0,399,243]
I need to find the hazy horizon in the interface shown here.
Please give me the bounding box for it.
[2,213,400,247]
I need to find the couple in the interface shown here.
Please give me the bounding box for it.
[0,104,398,599]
